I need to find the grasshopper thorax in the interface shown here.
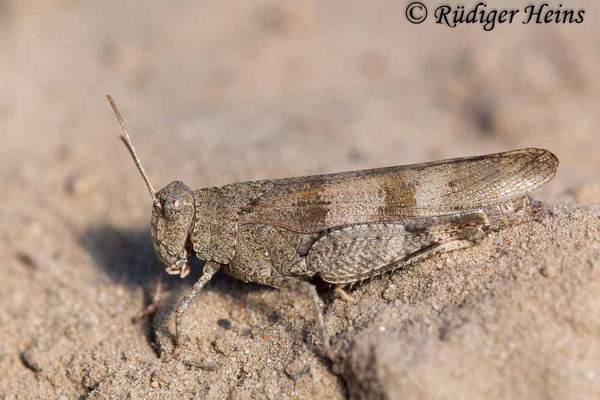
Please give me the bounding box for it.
[151,181,195,277]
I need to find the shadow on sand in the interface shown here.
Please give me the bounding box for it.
[78,222,271,299]
[78,223,322,353]
[79,223,160,287]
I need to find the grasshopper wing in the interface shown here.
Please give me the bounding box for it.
[239,148,558,233]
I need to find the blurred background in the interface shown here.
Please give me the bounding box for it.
[1,0,599,398]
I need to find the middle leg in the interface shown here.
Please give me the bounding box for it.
[265,275,335,361]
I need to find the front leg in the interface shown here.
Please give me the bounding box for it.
[134,269,164,322]
[175,260,221,346]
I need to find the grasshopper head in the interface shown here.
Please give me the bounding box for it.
[107,96,196,278]
[151,181,195,277]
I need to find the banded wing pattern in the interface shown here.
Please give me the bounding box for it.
[238,148,558,233]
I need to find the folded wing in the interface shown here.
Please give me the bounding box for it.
[238,148,558,233]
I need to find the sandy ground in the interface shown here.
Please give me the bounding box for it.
[1,1,600,399]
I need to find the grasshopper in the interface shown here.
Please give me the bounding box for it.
[107,96,558,358]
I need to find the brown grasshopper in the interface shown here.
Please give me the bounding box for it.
[107,96,558,358]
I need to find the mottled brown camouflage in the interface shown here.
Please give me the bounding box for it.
[108,101,558,359]
[145,148,557,358]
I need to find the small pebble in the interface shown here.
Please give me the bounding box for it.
[176,362,185,373]
[217,319,232,330]
[576,183,600,204]
[15,251,37,269]
[285,359,310,382]
[184,356,220,371]
[585,370,597,381]
[21,346,43,373]
[65,171,98,196]
[383,284,399,301]
[213,337,235,355]
[541,264,558,278]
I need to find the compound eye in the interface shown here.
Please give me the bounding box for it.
[163,195,182,220]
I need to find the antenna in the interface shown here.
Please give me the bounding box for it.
[107,95,157,201]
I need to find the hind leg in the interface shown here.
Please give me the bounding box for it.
[308,213,488,284]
